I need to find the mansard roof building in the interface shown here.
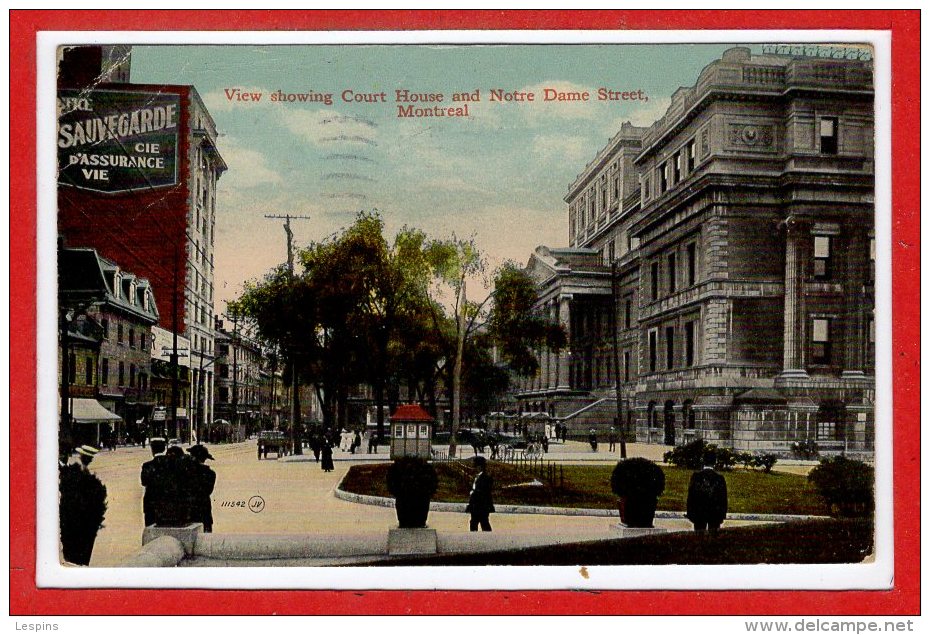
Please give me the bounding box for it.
[515,47,875,456]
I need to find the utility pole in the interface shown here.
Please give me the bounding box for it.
[611,258,627,458]
[170,244,180,441]
[264,214,313,455]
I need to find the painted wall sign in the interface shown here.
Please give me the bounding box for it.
[57,89,180,193]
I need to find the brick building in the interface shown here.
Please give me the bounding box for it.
[517,47,875,455]
[57,47,226,440]
[59,247,159,446]
[213,316,263,436]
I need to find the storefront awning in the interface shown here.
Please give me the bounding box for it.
[71,398,122,424]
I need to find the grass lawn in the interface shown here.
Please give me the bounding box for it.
[368,518,873,566]
[340,461,830,516]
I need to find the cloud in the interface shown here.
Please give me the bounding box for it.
[624,96,672,128]
[216,137,282,188]
[280,108,379,147]
[532,134,592,163]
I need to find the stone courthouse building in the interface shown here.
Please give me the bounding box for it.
[515,47,875,455]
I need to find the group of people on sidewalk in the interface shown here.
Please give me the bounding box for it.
[141,438,217,532]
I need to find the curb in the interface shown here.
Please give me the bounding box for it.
[333,476,829,522]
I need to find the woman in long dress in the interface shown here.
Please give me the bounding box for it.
[321,441,334,472]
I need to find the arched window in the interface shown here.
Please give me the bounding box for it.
[683,400,696,429]
[663,400,676,445]
[647,401,658,428]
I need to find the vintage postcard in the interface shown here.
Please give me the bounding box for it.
[18,13,914,609]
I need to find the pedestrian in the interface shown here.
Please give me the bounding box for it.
[541,435,549,453]
[140,438,168,527]
[187,444,217,533]
[608,427,618,452]
[351,430,362,454]
[367,430,377,454]
[686,452,728,535]
[588,429,598,452]
[75,445,99,471]
[466,456,494,532]
[311,435,321,462]
[59,461,107,565]
[321,440,335,472]
[561,424,568,442]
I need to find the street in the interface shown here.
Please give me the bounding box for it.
[88,439,652,566]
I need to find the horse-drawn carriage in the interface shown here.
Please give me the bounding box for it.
[456,428,544,460]
[257,430,290,459]
[498,434,544,460]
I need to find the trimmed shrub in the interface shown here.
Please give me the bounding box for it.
[736,451,779,473]
[808,456,874,518]
[753,453,779,473]
[664,439,740,471]
[386,456,439,499]
[611,458,666,528]
[792,440,820,460]
[663,439,708,470]
[387,456,439,529]
[611,458,666,499]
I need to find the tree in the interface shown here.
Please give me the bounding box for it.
[420,242,565,457]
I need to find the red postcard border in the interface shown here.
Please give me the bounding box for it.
[9,9,920,615]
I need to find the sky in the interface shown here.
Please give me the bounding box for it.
[130,43,744,309]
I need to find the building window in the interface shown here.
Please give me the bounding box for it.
[101,319,109,340]
[648,329,658,373]
[623,350,631,382]
[601,183,608,213]
[650,261,660,301]
[117,323,123,344]
[67,352,76,384]
[687,139,696,172]
[130,364,136,388]
[673,151,681,183]
[659,162,668,193]
[643,177,651,200]
[101,358,109,385]
[624,297,632,329]
[685,320,696,367]
[140,373,147,392]
[667,252,677,294]
[85,356,93,385]
[819,117,839,154]
[118,361,125,386]
[869,237,875,283]
[129,328,135,349]
[813,235,832,280]
[607,240,616,263]
[686,242,697,286]
[683,400,696,429]
[811,318,832,365]
[612,174,620,200]
[665,326,675,369]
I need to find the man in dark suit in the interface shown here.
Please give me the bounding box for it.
[466,456,494,532]
[686,452,728,534]
[140,438,168,527]
[187,444,217,532]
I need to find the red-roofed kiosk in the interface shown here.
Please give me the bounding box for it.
[390,404,434,459]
